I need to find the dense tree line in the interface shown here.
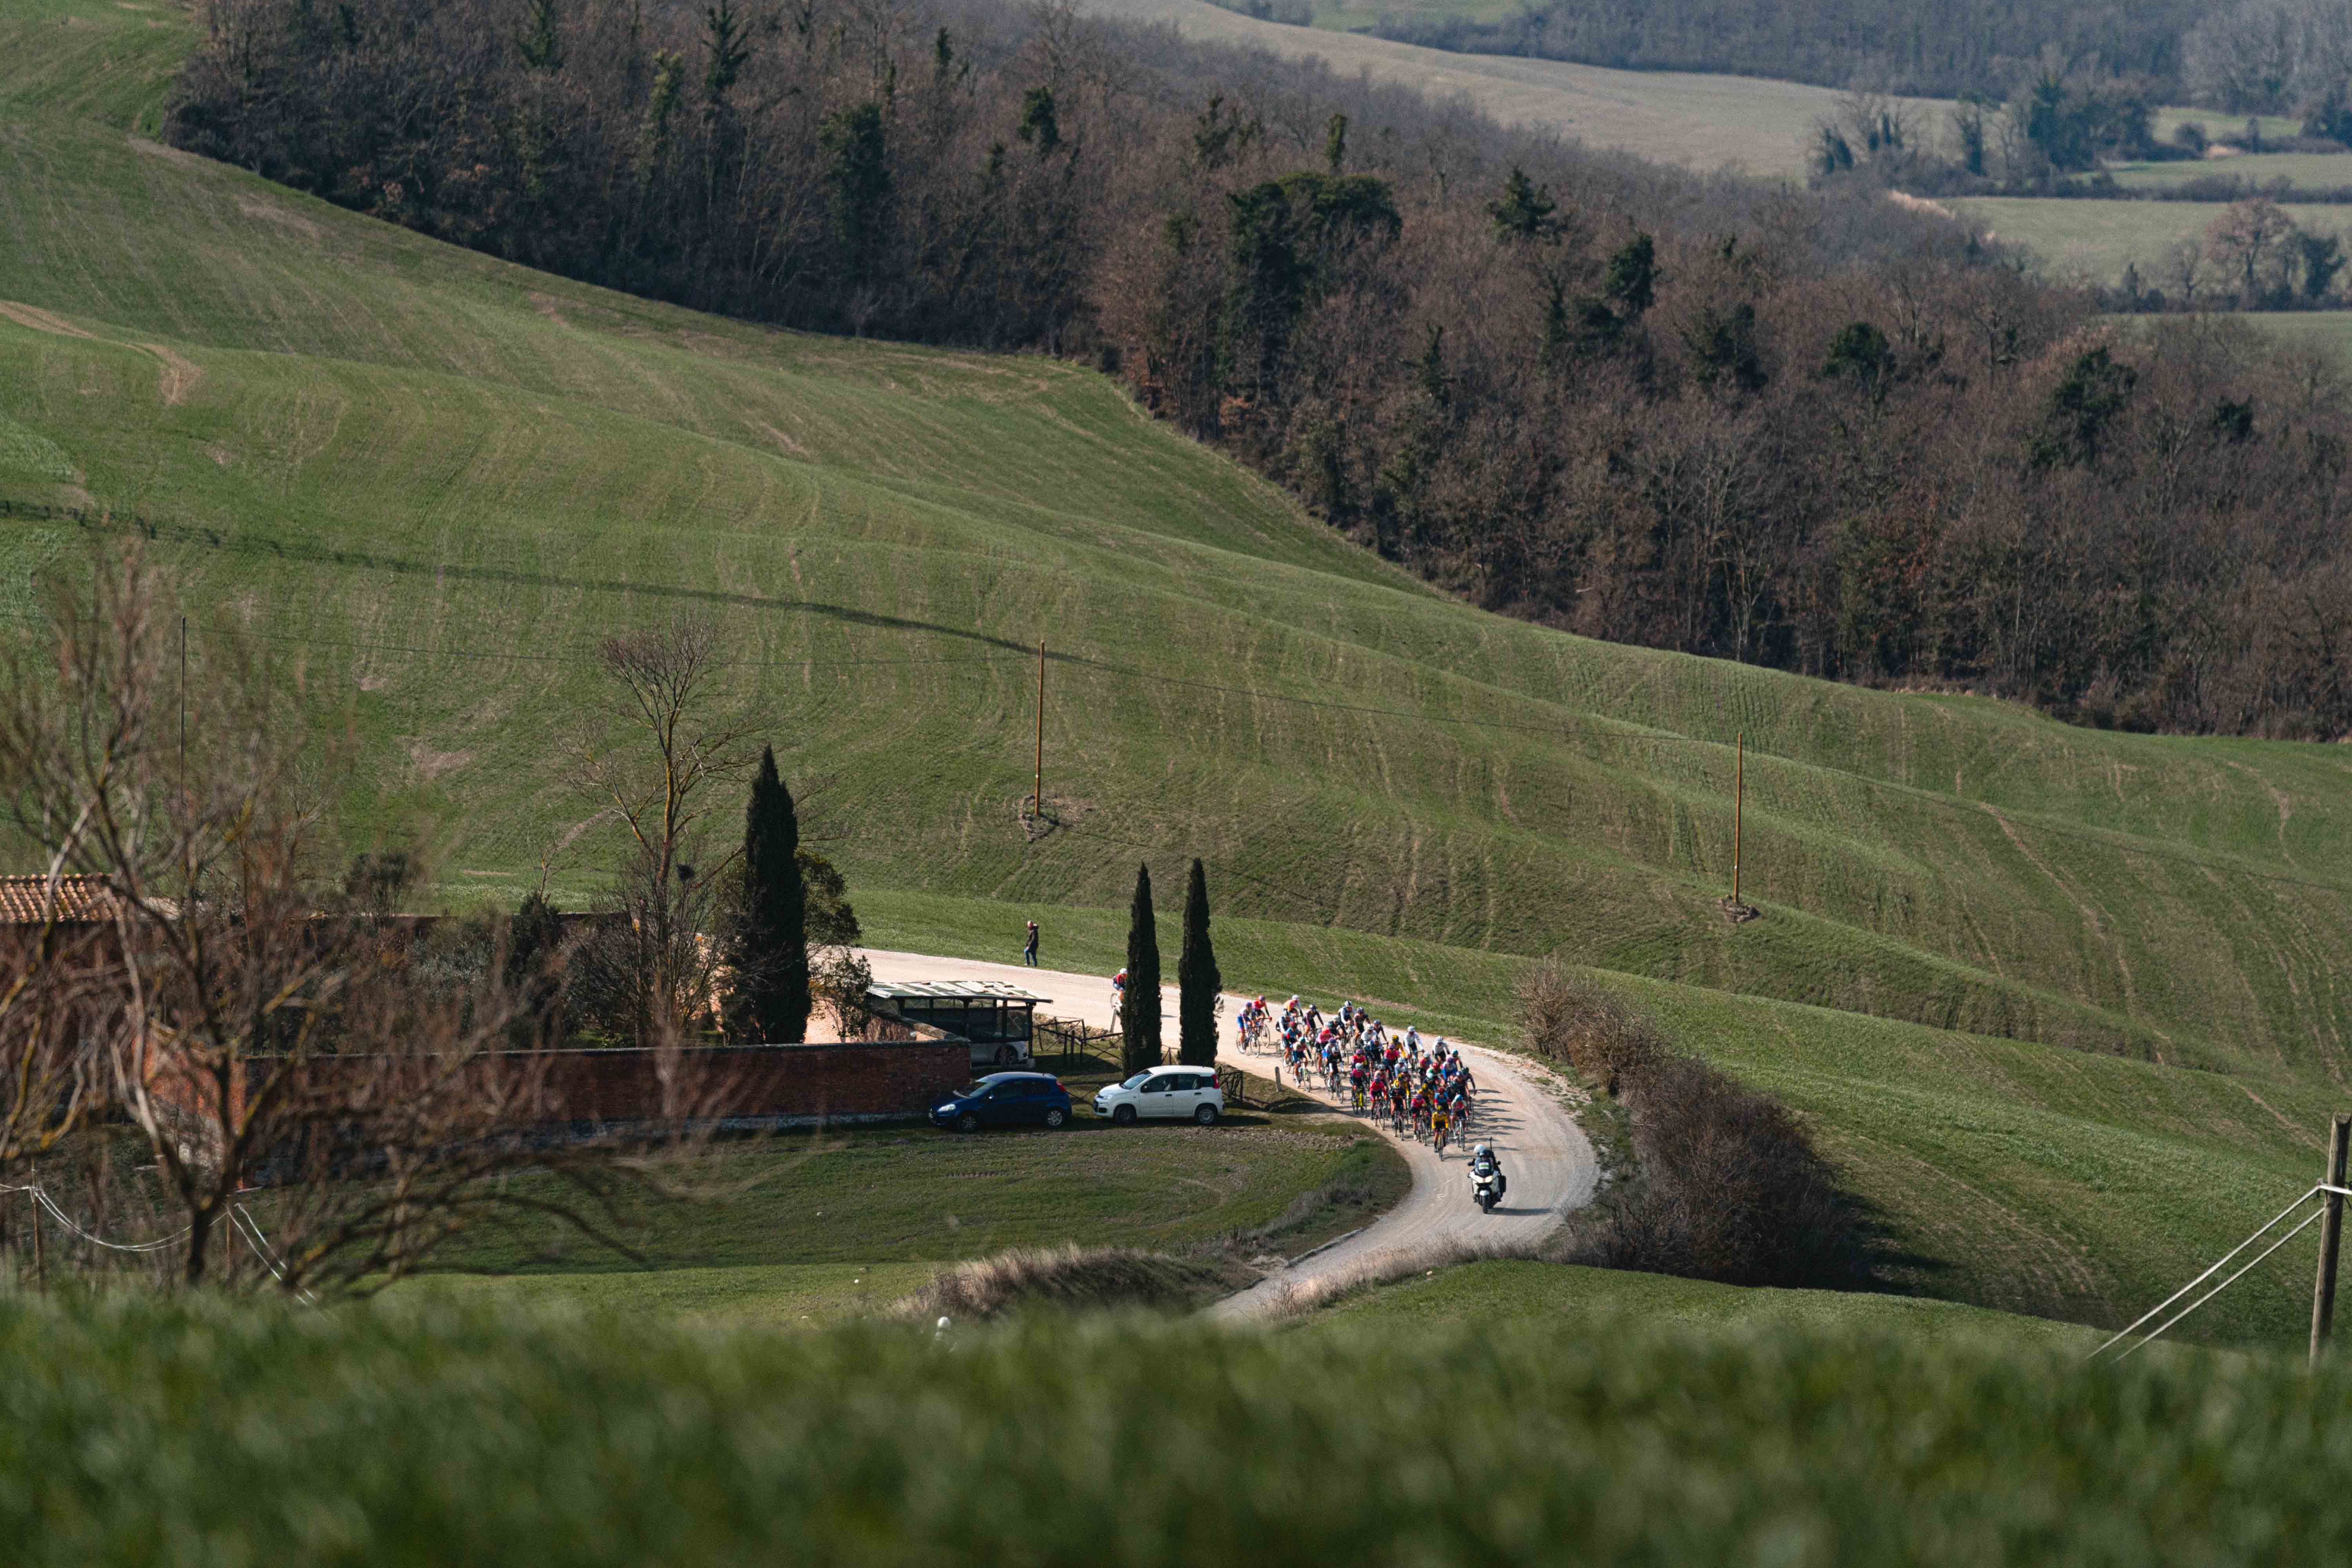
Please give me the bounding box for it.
[1346,0,2214,103]
[2110,196,2350,313]
[1805,77,2188,194]
[169,0,2352,737]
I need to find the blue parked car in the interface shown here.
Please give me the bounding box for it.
[930,1072,1073,1133]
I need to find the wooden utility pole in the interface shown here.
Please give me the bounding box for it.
[1033,636,1046,818]
[1731,730,1745,907]
[2312,1112,2350,1365]
[30,1191,43,1295]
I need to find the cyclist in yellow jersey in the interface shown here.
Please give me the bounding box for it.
[1430,1105,1453,1155]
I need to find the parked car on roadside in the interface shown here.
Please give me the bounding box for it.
[931,1072,1073,1133]
[1092,1068,1223,1126]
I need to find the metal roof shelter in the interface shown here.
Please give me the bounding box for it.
[867,979,1052,1045]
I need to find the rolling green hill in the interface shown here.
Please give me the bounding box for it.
[7,0,2352,1345]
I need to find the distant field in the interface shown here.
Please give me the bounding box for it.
[2246,310,2352,356]
[1073,0,1947,175]
[1953,196,2352,283]
[2152,107,2308,147]
[1308,0,1518,27]
[2110,151,2352,192]
[2103,310,2352,368]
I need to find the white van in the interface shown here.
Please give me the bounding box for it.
[1093,1068,1223,1125]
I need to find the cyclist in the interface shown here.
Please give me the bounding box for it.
[1430,1101,1454,1156]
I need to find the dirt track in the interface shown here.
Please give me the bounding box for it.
[858,949,1598,1319]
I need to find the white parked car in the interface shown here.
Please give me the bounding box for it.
[1093,1067,1223,1126]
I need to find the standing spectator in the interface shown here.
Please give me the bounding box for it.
[1022,920,1040,967]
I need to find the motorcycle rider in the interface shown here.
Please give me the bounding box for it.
[1467,1142,1507,1207]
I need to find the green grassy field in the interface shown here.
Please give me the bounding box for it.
[394,1122,1405,1322]
[1314,1258,2119,1349]
[15,1294,2352,1565]
[1303,0,1519,28]
[9,0,2352,1347]
[2243,309,2352,355]
[1955,195,2352,283]
[2110,151,2352,192]
[2151,107,2308,147]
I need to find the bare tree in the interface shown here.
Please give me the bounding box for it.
[2161,234,2209,310]
[0,551,661,1291]
[570,613,755,1047]
[2207,198,2300,305]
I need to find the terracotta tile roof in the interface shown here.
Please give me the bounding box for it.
[0,875,120,924]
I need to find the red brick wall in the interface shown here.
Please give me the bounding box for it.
[213,1041,973,1131]
[532,1042,971,1123]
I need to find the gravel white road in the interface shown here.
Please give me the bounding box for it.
[858,948,1598,1319]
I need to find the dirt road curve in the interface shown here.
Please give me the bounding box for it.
[858,949,1598,1319]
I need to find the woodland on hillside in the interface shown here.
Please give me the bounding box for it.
[170,0,2352,738]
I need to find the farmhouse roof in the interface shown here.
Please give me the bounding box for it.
[0,875,121,924]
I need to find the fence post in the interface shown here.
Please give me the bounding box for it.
[2313,1113,2350,1366]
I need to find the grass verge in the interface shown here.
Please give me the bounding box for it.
[394,1122,1388,1321]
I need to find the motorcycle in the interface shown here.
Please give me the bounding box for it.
[1468,1163,1504,1213]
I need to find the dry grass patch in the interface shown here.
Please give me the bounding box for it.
[896,1245,1247,1321]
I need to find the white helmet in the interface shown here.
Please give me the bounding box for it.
[1474,1144,1492,1160]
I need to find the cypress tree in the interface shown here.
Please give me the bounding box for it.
[1177,858,1221,1067]
[738,746,810,1042]
[1121,862,1161,1074]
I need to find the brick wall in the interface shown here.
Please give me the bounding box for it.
[205,1040,974,1134]
[532,1042,971,1123]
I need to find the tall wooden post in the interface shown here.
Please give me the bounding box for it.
[2312,1113,2350,1365]
[1731,731,1745,907]
[1033,636,1046,817]
[30,1190,44,1295]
